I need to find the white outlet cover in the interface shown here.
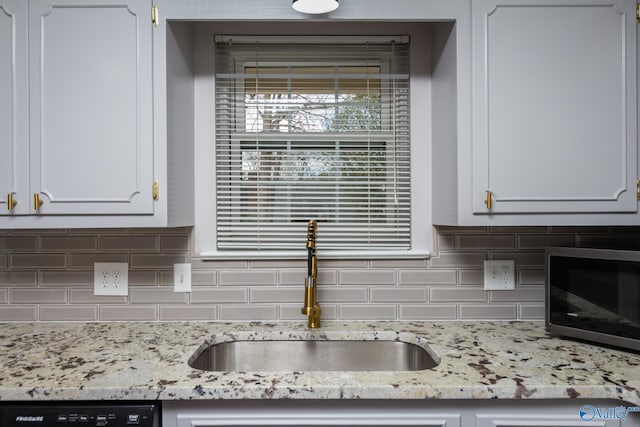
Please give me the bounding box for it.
[483,260,515,290]
[94,262,129,296]
[174,263,192,293]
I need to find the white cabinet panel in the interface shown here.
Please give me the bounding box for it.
[28,0,153,215]
[472,0,637,214]
[0,0,29,215]
[162,400,640,427]
[476,412,621,427]
[174,418,460,427]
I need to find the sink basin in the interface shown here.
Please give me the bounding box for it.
[189,339,439,372]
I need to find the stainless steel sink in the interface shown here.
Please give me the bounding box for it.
[189,339,439,372]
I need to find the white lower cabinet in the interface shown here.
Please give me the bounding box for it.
[162,400,461,427]
[162,400,639,427]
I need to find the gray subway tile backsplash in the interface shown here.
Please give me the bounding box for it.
[10,288,68,304]
[457,234,515,250]
[0,236,39,252]
[489,286,544,302]
[429,252,486,268]
[339,269,396,285]
[218,304,277,321]
[69,288,127,304]
[399,304,457,320]
[340,304,397,320]
[0,271,38,286]
[398,269,457,285]
[369,287,427,303]
[129,287,189,304]
[40,304,98,322]
[10,253,67,269]
[159,304,217,321]
[0,226,637,322]
[41,236,98,252]
[69,253,127,269]
[130,253,187,269]
[519,303,545,320]
[517,234,576,249]
[429,287,487,303]
[219,270,278,286]
[458,303,517,319]
[317,287,368,303]
[250,287,303,303]
[101,236,159,252]
[0,305,38,321]
[99,305,157,321]
[190,288,248,304]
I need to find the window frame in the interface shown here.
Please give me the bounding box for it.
[192,27,432,260]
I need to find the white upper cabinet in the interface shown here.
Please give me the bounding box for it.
[28,0,154,215]
[0,0,28,216]
[471,0,637,215]
[0,0,189,228]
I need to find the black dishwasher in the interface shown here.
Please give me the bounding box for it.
[0,401,160,427]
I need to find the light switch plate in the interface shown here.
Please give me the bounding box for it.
[94,262,128,296]
[174,263,192,293]
[484,260,515,290]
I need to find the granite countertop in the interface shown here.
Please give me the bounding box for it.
[0,321,639,404]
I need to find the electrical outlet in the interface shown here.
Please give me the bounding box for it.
[173,263,192,293]
[94,262,129,296]
[483,260,515,290]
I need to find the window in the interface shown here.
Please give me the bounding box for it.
[201,34,429,257]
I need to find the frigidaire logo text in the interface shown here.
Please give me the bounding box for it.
[15,415,44,422]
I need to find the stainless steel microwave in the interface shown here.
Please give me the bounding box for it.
[545,246,640,352]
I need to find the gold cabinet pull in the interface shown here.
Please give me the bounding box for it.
[7,193,17,211]
[485,191,493,210]
[33,193,43,211]
[153,180,159,201]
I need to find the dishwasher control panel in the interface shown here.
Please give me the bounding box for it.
[0,402,159,427]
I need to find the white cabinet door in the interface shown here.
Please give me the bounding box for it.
[28,0,154,215]
[472,0,637,215]
[173,420,460,427]
[0,0,29,215]
[169,413,461,427]
[162,401,462,427]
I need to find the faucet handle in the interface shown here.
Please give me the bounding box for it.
[306,220,318,248]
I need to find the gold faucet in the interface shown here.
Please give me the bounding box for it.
[301,220,321,328]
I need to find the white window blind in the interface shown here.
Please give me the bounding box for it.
[214,36,411,251]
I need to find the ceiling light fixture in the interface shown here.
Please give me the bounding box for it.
[292,0,339,14]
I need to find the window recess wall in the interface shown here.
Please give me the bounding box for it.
[180,21,455,259]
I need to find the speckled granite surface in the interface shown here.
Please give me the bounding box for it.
[0,321,639,404]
